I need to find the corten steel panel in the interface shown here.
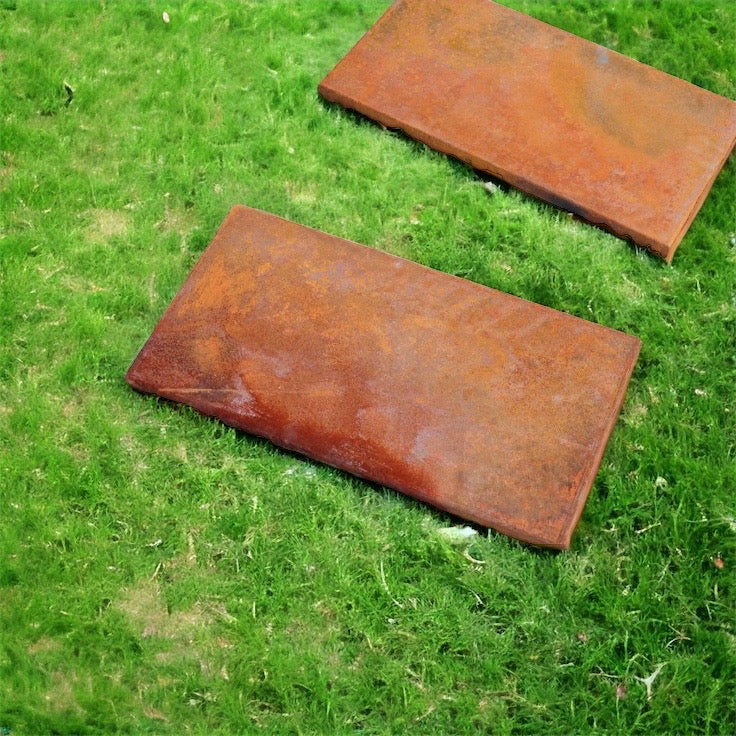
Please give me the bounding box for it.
[318,0,736,262]
[126,206,640,549]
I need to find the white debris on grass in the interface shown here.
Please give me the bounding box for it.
[437,525,478,545]
[437,525,486,564]
[283,463,317,479]
[635,663,666,701]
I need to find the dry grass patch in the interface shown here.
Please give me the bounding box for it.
[41,670,87,717]
[84,208,131,244]
[155,202,200,242]
[26,636,62,656]
[284,179,318,205]
[118,577,211,642]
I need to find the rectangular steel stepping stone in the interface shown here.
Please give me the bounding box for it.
[318,0,736,262]
[126,206,640,549]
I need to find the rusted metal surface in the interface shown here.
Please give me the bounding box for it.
[126,205,640,549]
[318,0,736,262]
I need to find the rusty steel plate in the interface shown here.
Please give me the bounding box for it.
[126,206,640,549]
[318,0,736,262]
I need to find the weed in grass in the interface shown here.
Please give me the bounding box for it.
[1,1,735,734]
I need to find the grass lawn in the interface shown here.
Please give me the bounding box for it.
[1,1,734,733]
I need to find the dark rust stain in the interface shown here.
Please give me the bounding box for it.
[126,206,640,549]
[318,0,736,262]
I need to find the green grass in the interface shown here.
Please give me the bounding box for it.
[1,0,734,733]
